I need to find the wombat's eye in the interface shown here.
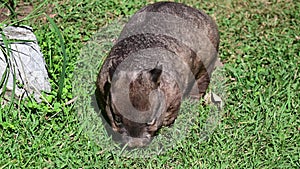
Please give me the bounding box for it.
[115,115,122,126]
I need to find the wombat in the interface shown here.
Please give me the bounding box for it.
[96,1,220,147]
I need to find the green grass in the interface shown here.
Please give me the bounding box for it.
[0,0,299,168]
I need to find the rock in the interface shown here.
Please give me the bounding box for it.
[0,25,51,103]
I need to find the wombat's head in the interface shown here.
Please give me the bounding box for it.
[107,65,166,147]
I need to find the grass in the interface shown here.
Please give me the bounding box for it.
[0,0,299,168]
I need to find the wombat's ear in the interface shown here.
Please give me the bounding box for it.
[149,64,162,83]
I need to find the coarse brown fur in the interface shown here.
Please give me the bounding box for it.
[96,1,220,147]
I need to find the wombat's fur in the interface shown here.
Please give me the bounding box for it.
[96,2,219,147]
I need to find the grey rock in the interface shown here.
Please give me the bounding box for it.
[0,25,51,103]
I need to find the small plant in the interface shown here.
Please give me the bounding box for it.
[45,14,68,101]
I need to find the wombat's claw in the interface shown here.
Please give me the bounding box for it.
[214,58,224,68]
[204,91,223,110]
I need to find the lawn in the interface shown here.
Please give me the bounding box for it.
[0,0,299,168]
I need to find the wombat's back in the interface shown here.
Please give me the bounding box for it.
[133,1,219,50]
[116,1,220,90]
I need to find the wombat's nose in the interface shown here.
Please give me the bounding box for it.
[123,136,151,148]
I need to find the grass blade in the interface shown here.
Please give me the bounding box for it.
[45,14,67,101]
[1,31,16,111]
[0,45,10,94]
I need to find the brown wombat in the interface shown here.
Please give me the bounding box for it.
[96,1,219,147]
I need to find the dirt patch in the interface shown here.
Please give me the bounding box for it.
[0,0,55,23]
[0,0,34,22]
